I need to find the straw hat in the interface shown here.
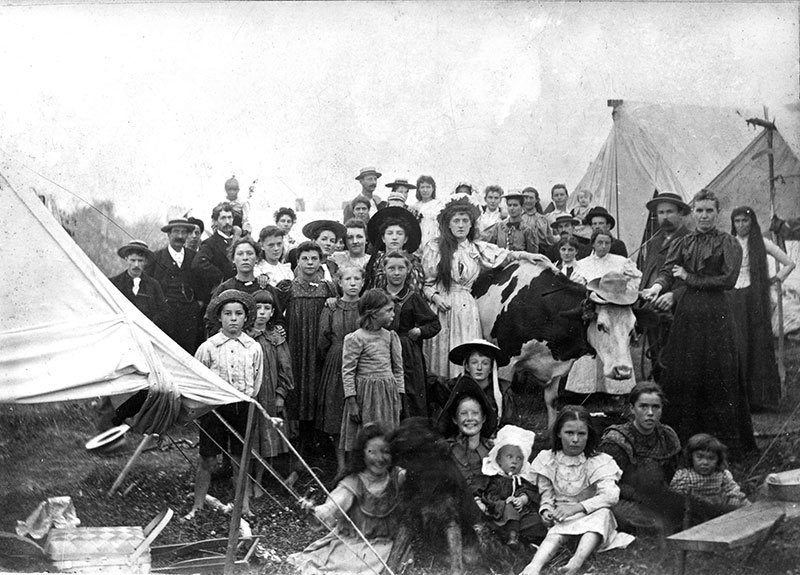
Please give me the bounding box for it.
[587,272,639,305]
[549,215,581,230]
[385,178,417,190]
[355,167,382,180]
[160,218,195,233]
[448,339,510,368]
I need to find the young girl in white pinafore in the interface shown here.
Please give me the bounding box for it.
[340,289,404,456]
[522,406,634,575]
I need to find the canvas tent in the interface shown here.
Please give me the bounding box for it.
[569,100,757,252]
[0,173,250,425]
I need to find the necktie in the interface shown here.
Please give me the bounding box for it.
[132,277,141,295]
[565,266,573,278]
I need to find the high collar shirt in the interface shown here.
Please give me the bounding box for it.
[194,331,263,397]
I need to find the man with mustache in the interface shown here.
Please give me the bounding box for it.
[146,218,205,353]
[193,202,237,305]
[637,191,691,382]
[110,239,168,329]
[342,167,386,222]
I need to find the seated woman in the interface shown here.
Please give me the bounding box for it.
[598,383,684,535]
[287,423,402,575]
[438,339,517,428]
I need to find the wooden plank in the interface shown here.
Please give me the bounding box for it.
[667,500,800,552]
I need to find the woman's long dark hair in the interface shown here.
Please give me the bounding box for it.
[731,206,770,319]
[436,208,478,291]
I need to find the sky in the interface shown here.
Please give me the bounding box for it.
[0,1,797,229]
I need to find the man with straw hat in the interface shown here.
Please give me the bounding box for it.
[110,240,167,328]
[343,166,386,222]
[637,191,691,382]
[147,218,205,354]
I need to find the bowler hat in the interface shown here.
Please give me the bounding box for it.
[302,220,347,241]
[117,240,153,259]
[549,215,581,229]
[355,167,382,181]
[367,207,422,253]
[583,206,616,229]
[645,191,690,215]
[587,272,639,306]
[385,178,417,190]
[161,218,195,233]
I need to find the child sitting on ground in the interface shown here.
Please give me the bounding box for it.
[669,433,748,523]
[522,406,634,575]
[481,425,539,548]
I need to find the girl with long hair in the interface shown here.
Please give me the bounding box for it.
[730,206,795,410]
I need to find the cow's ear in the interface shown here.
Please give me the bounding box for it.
[633,306,660,328]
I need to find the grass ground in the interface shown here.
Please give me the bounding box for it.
[2,342,800,575]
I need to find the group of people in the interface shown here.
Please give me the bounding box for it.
[105,168,795,574]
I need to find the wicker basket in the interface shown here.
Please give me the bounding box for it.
[766,469,800,502]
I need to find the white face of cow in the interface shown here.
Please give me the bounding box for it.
[586,305,636,380]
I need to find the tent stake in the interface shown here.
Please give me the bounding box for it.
[224,402,256,575]
[107,434,156,497]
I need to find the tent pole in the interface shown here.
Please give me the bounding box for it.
[224,402,256,575]
[107,434,156,497]
[611,103,621,239]
[764,117,787,397]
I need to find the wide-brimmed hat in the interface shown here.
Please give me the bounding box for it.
[437,196,481,227]
[583,206,616,229]
[437,376,498,439]
[449,339,510,368]
[385,178,416,190]
[645,191,690,215]
[186,216,205,234]
[117,240,153,259]
[302,219,347,241]
[387,190,407,203]
[587,272,639,305]
[161,218,195,233]
[355,166,382,181]
[85,424,130,453]
[208,289,256,324]
[367,206,422,252]
[549,214,581,229]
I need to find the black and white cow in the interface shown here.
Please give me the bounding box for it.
[473,260,654,429]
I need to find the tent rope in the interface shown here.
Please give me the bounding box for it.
[203,409,394,575]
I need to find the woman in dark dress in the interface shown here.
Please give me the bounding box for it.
[642,189,755,456]
[730,206,796,410]
[599,383,683,535]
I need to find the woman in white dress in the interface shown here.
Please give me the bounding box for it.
[422,196,545,379]
[568,230,641,395]
[409,175,443,253]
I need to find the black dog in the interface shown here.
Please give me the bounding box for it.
[387,417,503,575]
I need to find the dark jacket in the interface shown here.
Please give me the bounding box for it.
[610,238,628,258]
[145,247,203,304]
[109,271,168,329]
[638,226,691,296]
[192,232,236,302]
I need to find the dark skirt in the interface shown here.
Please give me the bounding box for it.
[661,289,756,455]
[729,286,781,410]
[400,335,428,418]
[315,341,346,435]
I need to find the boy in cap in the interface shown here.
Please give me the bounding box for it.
[185,289,279,520]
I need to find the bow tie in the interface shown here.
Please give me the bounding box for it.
[507,222,521,230]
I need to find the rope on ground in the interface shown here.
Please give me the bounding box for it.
[744,397,800,483]
[200,410,393,575]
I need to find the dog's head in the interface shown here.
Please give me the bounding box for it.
[388,417,448,472]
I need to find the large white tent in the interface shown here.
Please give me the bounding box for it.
[0,174,249,425]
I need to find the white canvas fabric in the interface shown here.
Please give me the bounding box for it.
[0,175,250,420]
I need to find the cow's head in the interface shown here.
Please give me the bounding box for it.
[562,300,658,380]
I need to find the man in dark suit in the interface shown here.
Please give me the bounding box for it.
[342,166,386,222]
[637,191,691,382]
[546,215,591,263]
[109,240,168,329]
[146,218,205,354]
[583,206,628,257]
[192,203,237,304]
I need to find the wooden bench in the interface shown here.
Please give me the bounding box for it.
[667,499,800,575]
